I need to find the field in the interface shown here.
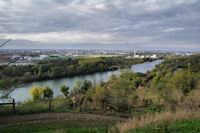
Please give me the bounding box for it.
[78,55,122,58]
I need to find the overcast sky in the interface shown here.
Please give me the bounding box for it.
[0,0,199,50]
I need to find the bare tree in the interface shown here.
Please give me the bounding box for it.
[0,39,11,48]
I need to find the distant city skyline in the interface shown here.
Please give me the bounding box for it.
[0,0,200,50]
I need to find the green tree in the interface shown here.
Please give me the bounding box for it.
[168,68,196,93]
[94,86,113,112]
[60,85,70,98]
[43,86,53,99]
[80,80,92,93]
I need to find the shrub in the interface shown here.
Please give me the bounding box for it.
[28,85,43,101]
[60,85,70,98]
[180,89,200,110]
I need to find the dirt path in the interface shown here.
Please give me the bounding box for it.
[0,113,126,128]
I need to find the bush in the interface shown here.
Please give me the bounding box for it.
[60,85,70,98]
[28,86,43,102]
[180,89,200,110]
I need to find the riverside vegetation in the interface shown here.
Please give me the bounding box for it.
[0,54,200,133]
[0,56,149,89]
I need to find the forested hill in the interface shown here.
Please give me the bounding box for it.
[110,53,200,132]
[146,53,200,92]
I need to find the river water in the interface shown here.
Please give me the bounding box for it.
[2,59,163,103]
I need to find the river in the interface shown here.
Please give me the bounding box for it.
[2,59,163,103]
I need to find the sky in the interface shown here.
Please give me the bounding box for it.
[0,0,200,50]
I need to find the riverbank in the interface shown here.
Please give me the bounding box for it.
[5,59,162,103]
[0,57,150,90]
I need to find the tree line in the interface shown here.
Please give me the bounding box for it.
[0,57,147,90]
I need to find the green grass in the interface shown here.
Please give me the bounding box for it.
[0,119,111,133]
[1,125,107,133]
[0,97,73,116]
[127,119,200,133]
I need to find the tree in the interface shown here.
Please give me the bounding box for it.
[168,68,196,94]
[50,66,64,78]
[94,86,113,112]
[43,86,53,99]
[80,80,92,93]
[60,85,70,98]
[43,86,53,111]
[74,80,82,90]
[28,85,43,101]
[69,80,89,112]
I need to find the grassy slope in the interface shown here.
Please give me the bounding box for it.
[128,119,200,133]
[111,110,200,133]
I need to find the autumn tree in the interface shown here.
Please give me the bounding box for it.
[29,85,43,101]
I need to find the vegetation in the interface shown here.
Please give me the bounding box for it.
[0,53,200,132]
[111,110,200,133]
[0,117,113,133]
[128,119,200,133]
[60,85,70,98]
[43,86,54,99]
[28,86,43,102]
[0,57,147,89]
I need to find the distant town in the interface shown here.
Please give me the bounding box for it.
[0,49,196,66]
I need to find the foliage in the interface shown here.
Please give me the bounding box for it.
[167,69,196,93]
[60,85,70,98]
[0,57,145,88]
[43,86,53,99]
[147,54,200,90]
[80,80,92,93]
[180,89,200,110]
[28,86,43,101]
[1,53,200,132]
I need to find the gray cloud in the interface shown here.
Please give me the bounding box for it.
[0,0,199,49]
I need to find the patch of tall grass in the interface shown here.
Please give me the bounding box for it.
[109,110,200,133]
[128,119,200,133]
[0,95,72,116]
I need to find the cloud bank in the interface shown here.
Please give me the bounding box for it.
[0,0,199,49]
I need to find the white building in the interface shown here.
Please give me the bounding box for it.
[134,55,140,58]
[151,54,157,58]
[40,55,49,59]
